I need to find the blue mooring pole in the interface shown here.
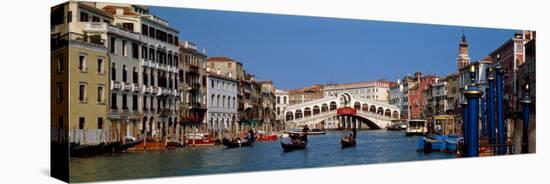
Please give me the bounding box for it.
[486,68,496,146]
[461,101,468,154]
[481,94,486,137]
[495,64,505,155]
[464,65,482,157]
[521,84,532,153]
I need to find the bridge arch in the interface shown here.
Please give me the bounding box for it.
[384,109,391,117]
[313,105,320,115]
[321,103,328,113]
[329,101,337,111]
[295,109,303,119]
[304,107,312,117]
[392,111,399,118]
[369,105,376,113]
[286,111,294,121]
[354,102,361,110]
[377,107,384,115]
[362,103,369,111]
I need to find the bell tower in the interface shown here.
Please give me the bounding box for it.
[457,32,471,69]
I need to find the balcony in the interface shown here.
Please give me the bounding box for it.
[132,84,140,92]
[111,80,122,90]
[84,22,107,33]
[123,83,132,91]
[151,87,158,94]
[142,86,150,93]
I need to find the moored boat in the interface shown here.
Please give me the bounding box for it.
[70,142,106,157]
[184,133,216,146]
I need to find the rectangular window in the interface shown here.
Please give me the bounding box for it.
[143,96,147,110]
[122,94,128,109]
[228,62,232,68]
[80,12,88,22]
[78,55,86,71]
[58,116,63,129]
[57,55,64,73]
[132,95,138,110]
[123,23,134,32]
[97,86,104,103]
[132,43,139,59]
[141,46,147,59]
[97,58,104,74]
[122,40,127,56]
[110,37,116,53]
[141,24,148,35]
[91,16,100,22]
[57,83,63,103]
[149,48,155,61]
[79,117,85,129]
[78,84,86,102]
[149,27,155,38]
[97,117,103,129]
[67,11,72,23]
[174,36,178,45]
[111,93,117,109]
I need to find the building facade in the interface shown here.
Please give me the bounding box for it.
[288,84,324,105]
[323,80,393,102]
[275,89,289,129]
[51,1,113,145]
[179,41,208,134]
[206,73,239,138]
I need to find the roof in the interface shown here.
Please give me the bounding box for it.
[102,5,140,16]
[207,56,236,62]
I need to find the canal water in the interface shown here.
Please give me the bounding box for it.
[69,130,456,182]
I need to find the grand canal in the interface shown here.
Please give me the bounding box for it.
[70,130,456,182]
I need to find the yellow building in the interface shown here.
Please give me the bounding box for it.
[51,1,113,145]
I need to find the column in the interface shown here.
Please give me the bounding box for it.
[495,64,505,155]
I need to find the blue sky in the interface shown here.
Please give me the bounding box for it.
[150,6,517,90]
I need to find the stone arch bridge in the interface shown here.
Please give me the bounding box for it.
[283,92,400,129]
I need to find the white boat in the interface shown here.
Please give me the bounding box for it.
[405,119,427,136]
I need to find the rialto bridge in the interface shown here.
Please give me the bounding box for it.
[283,92,400,129]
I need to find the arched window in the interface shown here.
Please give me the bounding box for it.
[222,95,226,108]
[216,95,220,107]
[354,102,361,110]
[321,104,329,112]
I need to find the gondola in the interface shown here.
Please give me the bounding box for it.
[222,138,253,148]
[281,139,307,152]
[70,142,106,157]
[340,138,356,148]
[115,138,144,152]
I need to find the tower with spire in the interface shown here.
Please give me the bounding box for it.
[457,32,471,69]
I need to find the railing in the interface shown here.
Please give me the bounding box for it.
[111,80,122,90]
[123,83,132,91]
[286,108,395,124]
[84,22,107,32]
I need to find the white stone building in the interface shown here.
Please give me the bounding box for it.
[206,72,239,138]
[323,81,392,102]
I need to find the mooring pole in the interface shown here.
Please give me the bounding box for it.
[495,63,505,155]
[481,93,486,137]
[461,100,468,154]
[521,84,532,153]
[486,67,496,146]
[464,65,482,157]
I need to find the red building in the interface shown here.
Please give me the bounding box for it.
[407,73,438,119]
[488,31,534,114]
